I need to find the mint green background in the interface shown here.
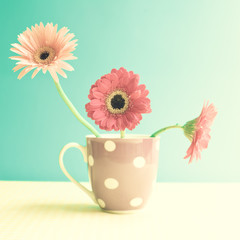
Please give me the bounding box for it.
[0,0,239,182]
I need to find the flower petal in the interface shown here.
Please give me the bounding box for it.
[58,61,74,71]
[92,110,106,121]
[48,68,59,83]
[32,67,41,79]
[56,67,67,78]
[17,66,34,79]
[12,64,25,72]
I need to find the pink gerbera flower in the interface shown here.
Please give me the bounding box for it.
[10,22,77,82]
[183,102,217,163]
[85,67,151,131]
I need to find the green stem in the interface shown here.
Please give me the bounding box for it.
[150,125,183,137]
[120,130,125,138]
[54,81,101,138]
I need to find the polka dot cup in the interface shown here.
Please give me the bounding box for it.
[59,134,160,213]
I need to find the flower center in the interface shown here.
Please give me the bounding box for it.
[40,51,49,60]
[106,90,129,114]
[34,46,56,64]
[111,94,125,109]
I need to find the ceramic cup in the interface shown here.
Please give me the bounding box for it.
[59,134,160,213]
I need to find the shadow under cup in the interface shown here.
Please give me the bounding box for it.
[87,134,160,212]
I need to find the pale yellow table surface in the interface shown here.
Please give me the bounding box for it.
[0,181,239,240]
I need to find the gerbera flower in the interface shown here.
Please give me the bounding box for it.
[183,102,217,163]
[85,67,151,131]
[10,22,77,82]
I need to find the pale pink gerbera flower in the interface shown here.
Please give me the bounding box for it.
[10,22,77,82]
[183,102,217,163]
[85,67,151,131]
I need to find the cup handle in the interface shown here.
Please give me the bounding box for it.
[59,142,97,204]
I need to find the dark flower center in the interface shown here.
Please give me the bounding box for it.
[106,90,129,114]
[111,94,125,109]
[34,46,56,64]
[40,51,49,60]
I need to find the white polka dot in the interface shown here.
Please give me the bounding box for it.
[130,197,143,207]
[88,155,94,166]
[104,140,116,152]
[133,156,146,168]
[104,178,119,189]
[97,198,106,208]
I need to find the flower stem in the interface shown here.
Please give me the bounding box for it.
[54,81,101,138]
[120,130,125,138]
[150,125,183,137]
